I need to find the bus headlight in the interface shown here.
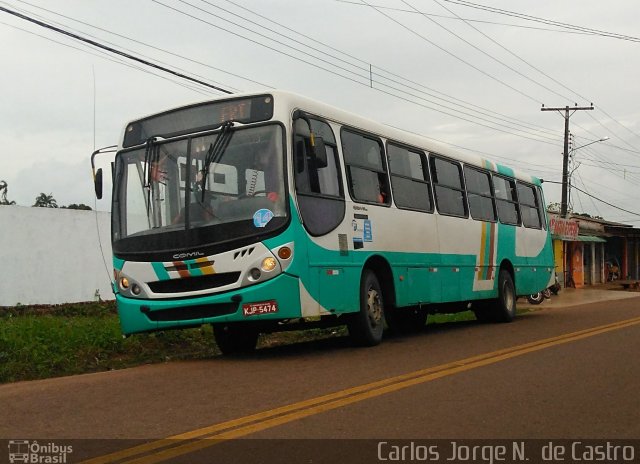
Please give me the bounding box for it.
[261,257,277,272]
[120,277,130,290]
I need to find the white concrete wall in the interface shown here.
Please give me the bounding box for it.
[0,206,114,306]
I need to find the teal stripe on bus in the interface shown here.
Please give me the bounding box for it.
[152,262,170,281]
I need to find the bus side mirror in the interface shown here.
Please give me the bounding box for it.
[95,168,103,200]
[311,136,328,168]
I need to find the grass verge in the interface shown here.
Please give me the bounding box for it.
[0,302,348,383]
[0,302,216,384]
[0,303,535,384]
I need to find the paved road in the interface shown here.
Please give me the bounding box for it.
[2,293,640,463]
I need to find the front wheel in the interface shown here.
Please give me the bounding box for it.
[212,323,259,355]
[348,269,385,346]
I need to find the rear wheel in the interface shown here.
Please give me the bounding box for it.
[473,269,516,322]
[494,269,516,322]
[212,323,259,355]
[348,269,385,346]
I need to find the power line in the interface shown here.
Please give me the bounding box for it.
[572,121,640,157]
[575,138,640,183]
[577,152,640,186]
[0,4,234,94]
[575,170,601,216]
[197,0,558,139]
[332,0,602,36]
[150,0,561,144]
[8,0,270,90]
[424,0,640,156]
[544,180,640,217]
[402,0,576,103]
[364,0,640,160]
[213,0,558,139]
[1,2,236,95]
[442,0,640,43]
[439,0,640,152]
[0,20,214,97]
[573,136,640,168]
[359,0,542,104]
[429,0,590,105]
[164,0,370,84]
[0,2,564,162]
[216,0,560,139]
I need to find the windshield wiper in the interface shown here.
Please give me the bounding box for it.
[201,121,234,202]
[142,137,161,218]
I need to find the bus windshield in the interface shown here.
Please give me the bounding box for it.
[112,123,287,255]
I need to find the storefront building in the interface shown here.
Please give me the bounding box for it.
[547,214,636,288]
[603,224,640,281]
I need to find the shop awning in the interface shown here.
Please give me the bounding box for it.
[552,234,607,242]
[576,235,607,243]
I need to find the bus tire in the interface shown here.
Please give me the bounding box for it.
[348,269,385,346]
[474,270,516,323]
[212,323,258,355]
[494,269,516,322]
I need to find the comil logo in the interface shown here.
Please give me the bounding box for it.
[8,440,73,463]
[172,251,204,259]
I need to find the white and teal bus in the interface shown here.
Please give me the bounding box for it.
[93,90,554,354]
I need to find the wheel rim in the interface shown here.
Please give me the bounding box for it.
[366,287,383,328]
[503,280,515,312]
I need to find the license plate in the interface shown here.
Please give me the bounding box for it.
[242,300,278,317]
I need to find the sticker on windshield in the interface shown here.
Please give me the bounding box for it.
[253,209,274,228]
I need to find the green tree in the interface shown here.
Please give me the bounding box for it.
[33,193,58,208]
[62,203,92,210]
[547,202,572,214]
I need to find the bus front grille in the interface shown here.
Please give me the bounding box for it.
[147,272,241,294]
[142,302,238,322]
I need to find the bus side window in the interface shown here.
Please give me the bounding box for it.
[294,118,341,197]
[464,166,496,222]
[517,182,542,229]
[429,155,467,217]
[341,129,390,205]
[493,175,520,225]
[293,116,345,236]
[537,186,547,230]
[388,142,433,212]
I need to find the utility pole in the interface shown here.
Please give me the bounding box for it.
[541,104,594,218]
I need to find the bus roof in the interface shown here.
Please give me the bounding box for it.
[267,90,541,186]
[121,89,541,186]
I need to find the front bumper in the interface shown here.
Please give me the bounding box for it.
[116,273,302,335]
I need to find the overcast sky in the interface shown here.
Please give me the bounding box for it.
[1,0,639,223]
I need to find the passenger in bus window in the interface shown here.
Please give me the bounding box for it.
[377,173,389,204]
[250,142,280,202]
